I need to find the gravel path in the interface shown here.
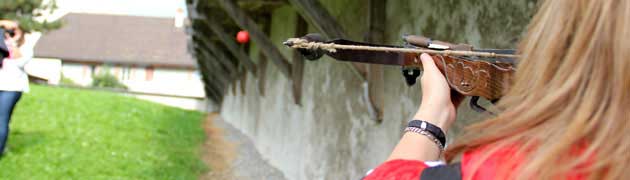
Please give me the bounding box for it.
[211,116,287,180]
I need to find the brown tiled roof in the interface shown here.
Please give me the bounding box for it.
[34,13,196,68]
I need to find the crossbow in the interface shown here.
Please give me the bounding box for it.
[284,34,517,112]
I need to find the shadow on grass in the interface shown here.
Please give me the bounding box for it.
[7,130,47,155]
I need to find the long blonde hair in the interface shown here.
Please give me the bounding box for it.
[445,0,630,179]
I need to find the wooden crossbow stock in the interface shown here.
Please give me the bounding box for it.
[284,33,517,113]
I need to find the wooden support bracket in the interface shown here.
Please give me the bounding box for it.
[292,16,308,105]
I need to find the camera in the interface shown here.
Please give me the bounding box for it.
[4,29,15,38]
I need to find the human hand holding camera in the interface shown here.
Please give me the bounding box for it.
[0,20,23,61]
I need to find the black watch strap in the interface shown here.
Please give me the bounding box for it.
[408,120,446,146]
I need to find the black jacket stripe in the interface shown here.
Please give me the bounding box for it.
[419,163,462,180]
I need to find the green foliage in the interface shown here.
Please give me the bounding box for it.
[0,0,62,32]
[92,69,128,89]
[0,85,207,179]
[59,73,78,86]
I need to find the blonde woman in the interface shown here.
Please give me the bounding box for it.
[364,0,629,179]
[0,20,30,156]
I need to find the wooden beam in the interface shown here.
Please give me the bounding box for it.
[292,16,308,105]
[287,0,367,80]
[197,49,234,83]
[190,21,241,71]
[192,33,239,76]
[217,0,292,77]
[367,0,386,43]
[286,0,346,39]
[199,15,258,75]
[193,46,233,85]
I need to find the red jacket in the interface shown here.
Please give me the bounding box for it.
[363,145,589,180]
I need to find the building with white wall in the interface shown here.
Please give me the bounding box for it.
[32,13,205,110]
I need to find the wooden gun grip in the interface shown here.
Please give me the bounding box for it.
[430,55,514,101]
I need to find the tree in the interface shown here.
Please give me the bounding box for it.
[0,0,61,32]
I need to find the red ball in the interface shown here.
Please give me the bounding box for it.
[236,30,250,44]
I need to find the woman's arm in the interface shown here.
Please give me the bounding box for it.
[4,45,32,68]
[10,47,32,68]
[387,53,461,161]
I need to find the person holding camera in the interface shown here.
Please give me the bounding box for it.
[0,20,30,156]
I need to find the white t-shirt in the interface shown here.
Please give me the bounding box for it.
[0,46,32,92]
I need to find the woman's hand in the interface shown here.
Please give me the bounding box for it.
[0,20,18,30]
[413,53,463,132]
[386,53,464,161]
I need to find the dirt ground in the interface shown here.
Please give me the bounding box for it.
[200,113,236,179]
[199,113,286,180]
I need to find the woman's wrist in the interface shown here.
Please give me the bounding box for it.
[413,106,454,132]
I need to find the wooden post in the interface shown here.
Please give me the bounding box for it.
[257,13,272,96]
[200,16,258,75]
[365,0,386,122]
[258,54,268,96]
[292,16,308,105]
[217,0,292,78]
[239,65,247,94]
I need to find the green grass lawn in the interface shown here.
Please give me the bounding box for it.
[0,85,207,179]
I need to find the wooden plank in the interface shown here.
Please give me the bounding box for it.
[292,16,308,105]
[200,15,258,75]
[217,0,292,77]
[287,0,367,80]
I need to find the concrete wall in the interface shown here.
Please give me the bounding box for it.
[220,0,536,179]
